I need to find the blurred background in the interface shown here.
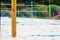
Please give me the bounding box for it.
[1,0,60,19]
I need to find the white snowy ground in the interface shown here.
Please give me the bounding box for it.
[0,17,60,40]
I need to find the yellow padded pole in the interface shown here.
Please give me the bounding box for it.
[11,0,16,37]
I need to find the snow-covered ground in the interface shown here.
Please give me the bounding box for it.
[0,17,60,40]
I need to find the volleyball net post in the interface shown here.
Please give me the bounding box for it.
[11,0,16,37]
